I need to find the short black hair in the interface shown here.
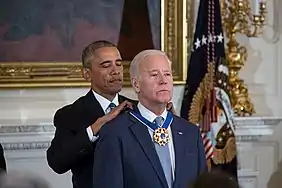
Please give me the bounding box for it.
[81,40,117,68]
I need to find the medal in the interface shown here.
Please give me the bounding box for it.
[153,127,170,146]
[129,110,173,146]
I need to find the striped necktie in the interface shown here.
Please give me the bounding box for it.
[154,116,172,188]
[106,102,116,113]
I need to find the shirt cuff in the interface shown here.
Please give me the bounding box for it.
[86,126,99,142]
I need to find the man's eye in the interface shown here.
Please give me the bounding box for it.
[116,61,122,66]
[102,63,110,68]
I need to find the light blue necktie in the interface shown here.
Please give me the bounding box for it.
[154,116,172,188]
[107,102,116,113]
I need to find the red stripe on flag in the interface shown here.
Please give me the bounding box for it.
[201,132,214,159]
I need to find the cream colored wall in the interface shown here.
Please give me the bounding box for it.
[0,86,184,125]
[1,0,282,123]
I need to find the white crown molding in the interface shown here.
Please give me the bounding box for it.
[2,141,51,151]
[238,169,259,179]
[234,116,282,142]
[1,117,281,150]
[0,125,55,134]
[0,123,54,151]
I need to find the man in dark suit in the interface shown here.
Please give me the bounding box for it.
[93,49,207,188]
[46,40,135,188]
[0,143,6,172]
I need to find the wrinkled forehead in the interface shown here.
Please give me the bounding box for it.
[93,47,121,63]
[139,54,171,71]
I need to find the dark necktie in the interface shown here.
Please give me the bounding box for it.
[106,103,116,113]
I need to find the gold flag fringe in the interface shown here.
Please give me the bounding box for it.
[189,63,215,124]
[212,137,237,164]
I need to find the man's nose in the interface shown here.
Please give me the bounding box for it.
[111,64,121,75]
[159,74,168,84]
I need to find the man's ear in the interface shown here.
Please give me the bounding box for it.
[131,77,140,93]
[166,102,177,115]
[82,68,91,81]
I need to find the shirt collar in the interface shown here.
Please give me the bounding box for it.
[137,102,167,123]
[92,90,119,112]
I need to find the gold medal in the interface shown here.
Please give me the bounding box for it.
[153,127,170,146]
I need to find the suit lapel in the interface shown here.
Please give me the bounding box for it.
[171,118,187,186]
[118,94,126,103]
[128,114,169,188]
[85,91,128,118]
[85,90,105,118]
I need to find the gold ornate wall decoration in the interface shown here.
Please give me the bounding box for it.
[221,0,267,116]
[0,0,194,88]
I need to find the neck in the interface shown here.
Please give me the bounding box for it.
[92,88,116,101]
[139,99,166,116]
[102,93,116,101]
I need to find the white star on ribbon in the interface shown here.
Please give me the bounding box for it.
[201,35,207,45]
[217,33,224,43]
[195,38,201,49]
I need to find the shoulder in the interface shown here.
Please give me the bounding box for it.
[172,115,200,133]
[99,111,132,137]
[119,95,138,105]
[55,95,87,116]
[53,95,88,125]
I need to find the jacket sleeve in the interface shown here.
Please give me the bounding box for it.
[46,108,94,174]
[93,125,124,188]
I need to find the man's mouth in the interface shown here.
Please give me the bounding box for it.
[158,90,169,93]
[109,78,122,83]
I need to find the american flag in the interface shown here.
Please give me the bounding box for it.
[180,0,225,162]
[180,0,238,179]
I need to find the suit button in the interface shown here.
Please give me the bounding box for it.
[80,149,87,153]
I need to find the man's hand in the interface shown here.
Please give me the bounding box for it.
[166,102,177,115]
[91,100,133,135]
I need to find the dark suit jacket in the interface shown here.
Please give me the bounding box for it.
[46,90,136,188]
[93,110,207,188]
[0,143,6,172]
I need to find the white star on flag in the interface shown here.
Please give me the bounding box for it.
[217,33,223,43]
[195,38,201,49]
[201,35,207,45]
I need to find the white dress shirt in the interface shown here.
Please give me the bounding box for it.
[86,90,119,142]
[137,102,175,179]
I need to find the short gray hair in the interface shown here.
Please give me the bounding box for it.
[0,172,49,188]
[129,49,171,80]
